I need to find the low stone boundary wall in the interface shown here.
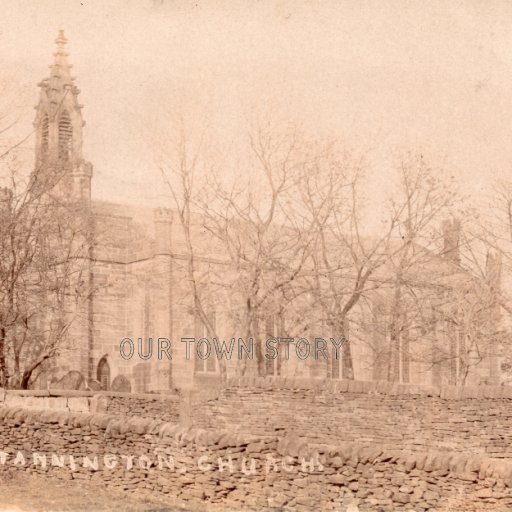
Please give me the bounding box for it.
[0,389,180,422]
[0,407,510,511]
[188,379,512,460]
[225,375,512,399]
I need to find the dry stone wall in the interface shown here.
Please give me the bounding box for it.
[0,407,511,511]
[0,389,180,422]
[188,377,512,459]
[2,379,512,510]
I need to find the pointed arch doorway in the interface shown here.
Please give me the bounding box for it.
[97,356,111,391]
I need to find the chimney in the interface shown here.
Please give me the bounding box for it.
[153,207,173,254]
[442,218,461,264]
[485,251,502,293]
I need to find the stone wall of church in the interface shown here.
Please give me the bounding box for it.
[56,199,496,393]
[79,205,180,393]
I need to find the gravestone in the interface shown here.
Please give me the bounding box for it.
[90,394,109,413]
[111,374,132,393]
[87,379,102,391]
[51,370,86,390]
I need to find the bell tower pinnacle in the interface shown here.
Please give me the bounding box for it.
[34,30,92,203]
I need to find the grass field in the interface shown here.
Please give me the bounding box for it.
[0,473,187,512]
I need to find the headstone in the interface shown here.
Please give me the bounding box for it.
[51,370,86,390]
[111,374,132,393]
[87,379,102,391]
[90,394,109,413]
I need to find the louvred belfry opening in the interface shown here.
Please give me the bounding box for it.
[34,30,84,167]
[32,30,93,202]
[58,110,73,161]
[41,114,49,159]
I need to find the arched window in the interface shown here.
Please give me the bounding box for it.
[97,356,110,391]
[133,363,150,393]
[264,314,283,376]
[58,110,73,161]
[194,310,216,373]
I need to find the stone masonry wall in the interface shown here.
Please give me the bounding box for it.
[4,378,512,461]
[188,377,512,459]
[0,407,511,511]
[0,389,180,423]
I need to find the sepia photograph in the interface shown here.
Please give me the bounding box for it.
[1,1,512,511]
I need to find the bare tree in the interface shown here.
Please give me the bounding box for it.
[380,154,460,382]
[0,154,93,389]
[159,120,231,381]
[371,157,508,386]
[205,124,322,376]
[161,120,324,377]
[456,179,512,383]
[159,117,507,385]
[298,148,407,379]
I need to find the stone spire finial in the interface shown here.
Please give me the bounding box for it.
[50,30,73,84]
[55,30,68,50]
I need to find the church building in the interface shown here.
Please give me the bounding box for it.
[31,32,506,392]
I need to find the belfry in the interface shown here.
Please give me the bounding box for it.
[33,30,92,202]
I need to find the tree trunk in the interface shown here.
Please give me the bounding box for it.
[20,370,32,390]
[388,329,401,382]
[339,318,354,379]
[0,326,8,388]
[342,339,354,379]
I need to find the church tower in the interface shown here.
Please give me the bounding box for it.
[32,31,95,385]
[33,30,92,203]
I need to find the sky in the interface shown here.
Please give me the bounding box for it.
[2,0,512,207]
